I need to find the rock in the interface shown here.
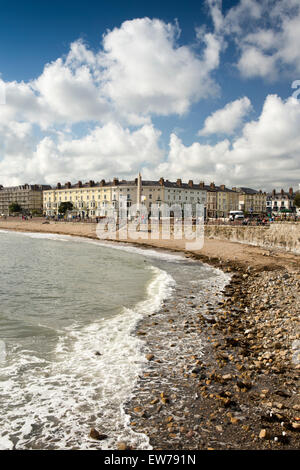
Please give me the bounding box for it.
[161,397,169,405]
[291,422,300,430]
[150,398,159,405]
[146,354,154,361]
[222,374,232,381]
[230,417,240,424]
[89,428,108,441]
[259,429,270,440]
[133,406,143,413]
[117,442,130,450]
[236,380,252,390]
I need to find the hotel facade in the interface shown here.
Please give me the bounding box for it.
[43,175,208,218]
[0,184,51,215]
[42,175,280,219]
[234,187,267,215]
[266,188,297,215]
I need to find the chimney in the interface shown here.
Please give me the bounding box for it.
[289,187,293,196]
[188,180,193,188]
[176,179,182,187]
[78,181,82,188]
[199,181,204,189]
[220,184,226,191]
[272,189,276,196]
[159,177,164,186]
[210,182,215,189]
[113,177,119,186]
[100,179,105,187]
[280,188,284,196]
[89,180,94,187]
[57,182,61,189]
[66,182,71,189]
[232,187,237,191]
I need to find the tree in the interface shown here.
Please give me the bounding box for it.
[294,192,300,208]
[58,201,74,214]
[9,202,22,213]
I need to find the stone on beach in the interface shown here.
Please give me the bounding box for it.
[89,428,108,441]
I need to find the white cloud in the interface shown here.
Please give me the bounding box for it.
[0,16,225,186]
[0,122,163,186]
[1,93,299,190]
[0,17,222,131]
[198,97,252,135]
[207,0,300,80]
[0,12,299,191]
[146,95,300,189]
[101,18,221,117]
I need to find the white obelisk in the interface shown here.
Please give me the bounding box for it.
[137,173,142,211]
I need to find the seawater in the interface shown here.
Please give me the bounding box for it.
[0,230,226,450]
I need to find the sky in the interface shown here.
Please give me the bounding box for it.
[0,0,300,191]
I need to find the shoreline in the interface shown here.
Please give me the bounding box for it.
[0,219,299,450]
[0,218,299,272]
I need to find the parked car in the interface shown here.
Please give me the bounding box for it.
[229,211,244,221]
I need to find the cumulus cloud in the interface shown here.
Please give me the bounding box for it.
[147,95,300,189]
[0,17,222,131]
[198,96,252,135]
[100,18,221,117]
[0,122,163,186]
[207,0,300,79]
[0,16,225,186]
[0,12,299,191]
[1,92,299,190]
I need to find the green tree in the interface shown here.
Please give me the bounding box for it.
[9,202,22,213]
[58,201,74,214]
[294,193,300,208]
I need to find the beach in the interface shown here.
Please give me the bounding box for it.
[0,217,299,450]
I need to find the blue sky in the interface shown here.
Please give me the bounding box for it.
[0,0,299,190]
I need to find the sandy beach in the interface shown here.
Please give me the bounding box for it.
[1,217,299,450]
[0,217,299,271]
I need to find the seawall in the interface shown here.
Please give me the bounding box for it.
[205,223,300,254]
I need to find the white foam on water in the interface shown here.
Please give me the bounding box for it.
[0,436,14,450]
[0,265,175,450]
[0,340,6,363]
[0,228,228,450]
[87,239,186,263]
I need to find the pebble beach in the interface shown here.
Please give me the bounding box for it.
[125,258,300,450]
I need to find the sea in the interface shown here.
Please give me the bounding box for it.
[0,230,228,450]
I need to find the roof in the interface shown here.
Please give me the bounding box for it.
[237,187,260,195]
[43,179,240,192]
[0,184,51,191]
